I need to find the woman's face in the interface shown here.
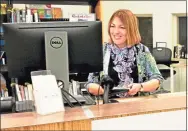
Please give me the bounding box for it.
[110,17,127,48]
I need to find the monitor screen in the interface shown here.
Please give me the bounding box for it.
[3,21,103,84]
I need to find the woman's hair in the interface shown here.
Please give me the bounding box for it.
[108,9,141,46]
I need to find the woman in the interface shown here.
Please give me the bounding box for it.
[86,9,163,97]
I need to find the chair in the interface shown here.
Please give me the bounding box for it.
[152,47,172,66]
[152,47,177,94]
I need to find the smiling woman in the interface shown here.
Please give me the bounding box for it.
[108,9,141,48]
[86,9,164,98]
[109,17,127,48]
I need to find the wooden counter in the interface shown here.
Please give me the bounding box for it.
[1,92,187,130]
[89,92,186,120]
[1,107,91,130]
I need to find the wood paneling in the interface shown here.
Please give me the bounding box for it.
[1,107,88,129]
[94,0,105,43]
[1,119,91,131]
[95,0,102,20]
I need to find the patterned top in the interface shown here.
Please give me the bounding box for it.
[108,43,138,86]
[86,43,164,96]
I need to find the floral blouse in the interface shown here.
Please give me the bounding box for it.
[86,43,164,96]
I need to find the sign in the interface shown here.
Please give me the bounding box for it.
[69,13,96,22]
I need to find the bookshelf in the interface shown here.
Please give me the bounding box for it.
[1,0,97,4]
[0,0,101,57]
[1,0,99,13]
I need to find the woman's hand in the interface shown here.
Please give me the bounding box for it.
[87,83,104,95]
[127,83,141,96]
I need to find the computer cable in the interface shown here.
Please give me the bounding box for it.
[82,93,96,105]
[57,80,82,106]
[57,80,74,107]
[61,91,74,107]
[97,85,100,105]
[61,88,82,106]
[87,91,96,105]
[79,84,96,105]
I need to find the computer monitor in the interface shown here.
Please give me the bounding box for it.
[3,21,103,85]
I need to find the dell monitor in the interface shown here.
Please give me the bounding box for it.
[3,21,103,89]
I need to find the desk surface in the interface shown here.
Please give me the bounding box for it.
[88,92,186,120]
[1,92,186,129]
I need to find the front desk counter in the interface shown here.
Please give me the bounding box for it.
[1,92,187,130]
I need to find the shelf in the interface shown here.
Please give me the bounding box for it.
[1,0,98,5]
[1,0,99,13]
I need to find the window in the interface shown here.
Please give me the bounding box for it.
[178,17,186,49]
[137,17,153,51]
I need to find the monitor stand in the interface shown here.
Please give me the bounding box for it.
[45,31,85,106]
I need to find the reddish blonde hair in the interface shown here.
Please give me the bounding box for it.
[108,9,141,46]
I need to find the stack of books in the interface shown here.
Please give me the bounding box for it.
[11,83,34,102]
[0,4,7,65]
[0,27,6,65]
[11,83,35,112]
[11,4,63,23]
[0,26,4,46]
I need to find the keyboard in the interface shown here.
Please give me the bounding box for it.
[83,95,96,105]
[63,94,96,106]
[63,95,86,104]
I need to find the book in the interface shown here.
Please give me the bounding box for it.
[11,9,17,23]
[15,83,22,101]
[45,9,52,18]
[52,8,62,18]
[37,9,45,19]
[26,4,51,9]
[1,4,7,15]
[16,9,20,23]
[31,8,38,15]
[24,86,29,100]
[26,9,33,23]
[27,84,34,101]
[4,90,9,97]
[19,85,26,101]
[21,9,26,22]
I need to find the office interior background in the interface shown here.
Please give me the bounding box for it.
[0,1,187,130]
[3,0,187,93]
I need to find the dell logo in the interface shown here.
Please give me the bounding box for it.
[50,37,63,49]
[52,41,62,44]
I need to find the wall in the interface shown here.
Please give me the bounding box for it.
[101,1,186,50]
